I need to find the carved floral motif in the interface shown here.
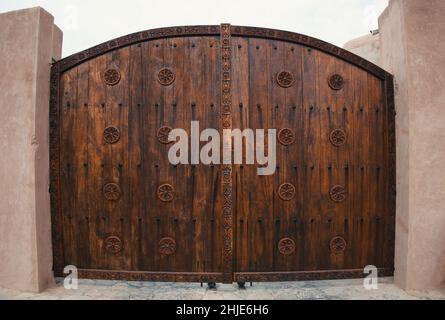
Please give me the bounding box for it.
[330,236,346,254]
[157,126,173,144]
[103,183,121,201]
[329,185,347,203]
[278,183,296,201]
[329,129,346,147]
[103,126,120,144]
[276,71,295,88]
[278,237,296,255]
[278,128,296,146]
[328,74,344,90]
[105,236,123,254]
[157,184,174,202]
[103,69,121,86]
[159,237,176,255]
[158,68,175,86]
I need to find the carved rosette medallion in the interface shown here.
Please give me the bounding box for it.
[103,183,121,201]
[157,126,173,144]
[158,237,176,255]
[158,68,175,86]
[330,236,346,254]
[278,237,296,255]
[329,129,346,147]
[103,126,120,144]
[105,236,123,254]
[276,71,295,88]
[103,68,121,86]
[278,183,296,201]
[157,183,174,202]
[278,128,296,146]
[328,74,344,90]
[329,185,347,203]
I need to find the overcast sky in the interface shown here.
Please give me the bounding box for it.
[0,0,389,58]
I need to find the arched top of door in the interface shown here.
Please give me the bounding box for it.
[53,24,391,80]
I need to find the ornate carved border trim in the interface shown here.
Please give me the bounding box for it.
[76,269,225,282]
[385,74,396,246]
[68,268,394,283]
[230,25,390,80]
[220,23,233,284]
[49,63,63,275]
[234,268,394,282]
[55,25,221,72]
[53,25,393,81]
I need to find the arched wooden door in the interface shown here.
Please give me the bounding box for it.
[50,24,395,283]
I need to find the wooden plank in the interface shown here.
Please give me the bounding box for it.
[105,47,131,270]
[302,46,320,271]
[231,36,250,273]
[127,43,144,270]
[75,61,90,268]
[86,54,108,270]
[350,64,370,269]
[247,38,274,272]
[60,68,78,268]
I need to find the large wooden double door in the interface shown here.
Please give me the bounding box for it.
[50,24,395,282]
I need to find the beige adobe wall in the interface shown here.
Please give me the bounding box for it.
[0,7,62,292]
[345,0,445,290]
[384,0,445,291]
[378,0,412,292]
[344,33,381,66]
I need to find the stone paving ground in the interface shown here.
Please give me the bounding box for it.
[1,277,444,300]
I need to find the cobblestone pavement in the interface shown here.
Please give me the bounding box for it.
[1,277,444,300]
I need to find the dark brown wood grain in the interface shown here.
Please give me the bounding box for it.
[50,25,395,282]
